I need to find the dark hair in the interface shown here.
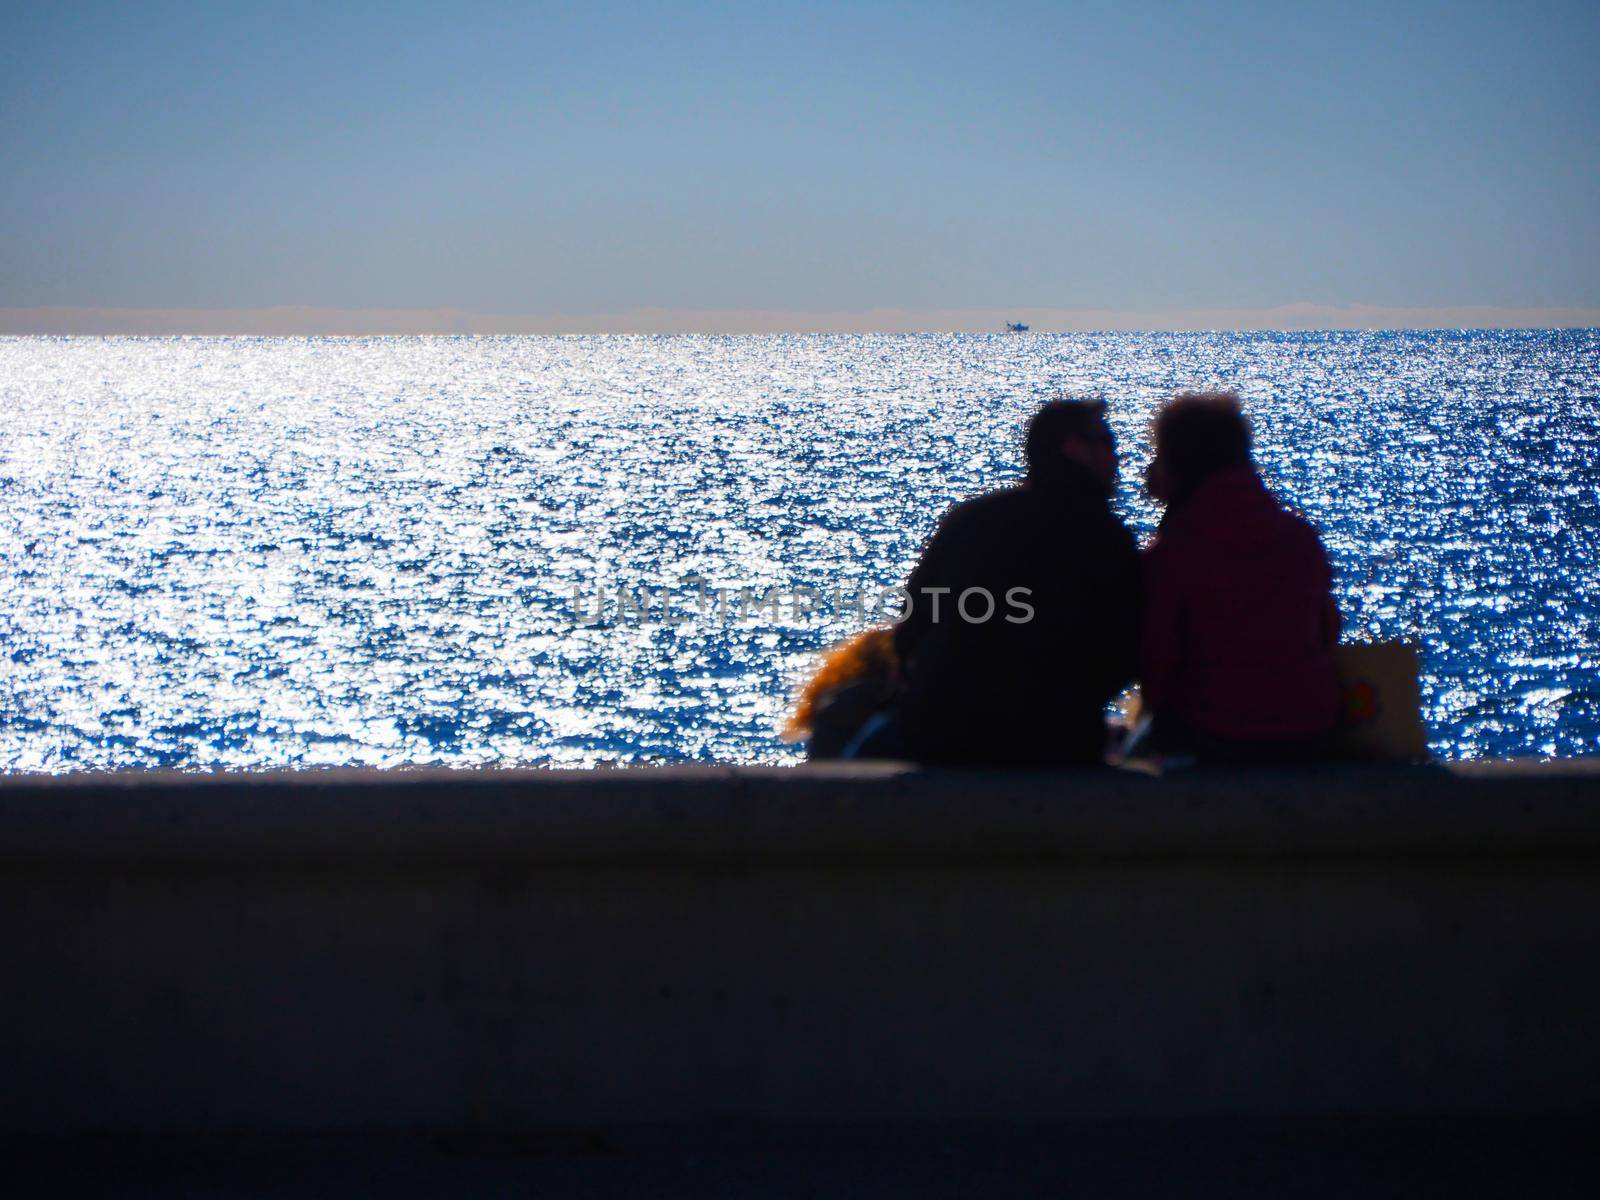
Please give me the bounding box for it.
[1152,391,1252,502]
[1025,399,1109,477]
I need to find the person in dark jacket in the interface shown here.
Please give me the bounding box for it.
[890,399,1140,766]
[1140,392,1342,762]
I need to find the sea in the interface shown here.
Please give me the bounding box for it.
[1,331,1597,771]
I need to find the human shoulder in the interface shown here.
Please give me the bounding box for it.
[936,485,1029,529]
[1277,500,1329,554]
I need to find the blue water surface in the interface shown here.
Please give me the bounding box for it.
[1,332,1596,769]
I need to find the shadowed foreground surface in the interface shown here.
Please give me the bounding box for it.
[10,1119,1599,1198]
[3,761,1599,1192]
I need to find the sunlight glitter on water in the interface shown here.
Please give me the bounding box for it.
[1,332,1596,770]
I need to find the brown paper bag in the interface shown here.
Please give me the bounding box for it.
[1333,641,1429,762]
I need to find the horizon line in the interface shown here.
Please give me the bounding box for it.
[3,303,1599,336]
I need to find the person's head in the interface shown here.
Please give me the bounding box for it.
[1145,391,1253,506]
[1024,399,1118,494]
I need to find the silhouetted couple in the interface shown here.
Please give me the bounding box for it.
[806,394,1342,766]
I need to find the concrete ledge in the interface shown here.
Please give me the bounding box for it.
[4,760,1600,865]
[3,762,1599,1131]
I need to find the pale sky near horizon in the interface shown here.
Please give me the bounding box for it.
[3,0,1598,322]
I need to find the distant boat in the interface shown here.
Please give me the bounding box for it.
[1005,321,1030,332]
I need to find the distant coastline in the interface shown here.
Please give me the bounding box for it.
[3,304,1598,336]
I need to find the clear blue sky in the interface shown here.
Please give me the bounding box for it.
[3,0,1597,316]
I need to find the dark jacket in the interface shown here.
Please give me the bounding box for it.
[892,467,1140,766]
[1141,467,1341,744]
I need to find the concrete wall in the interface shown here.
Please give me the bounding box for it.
[1,761,1598,1132]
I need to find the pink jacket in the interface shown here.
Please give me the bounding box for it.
[1142,467,1342,742]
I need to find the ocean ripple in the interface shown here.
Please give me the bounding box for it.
[1,331,1596,769]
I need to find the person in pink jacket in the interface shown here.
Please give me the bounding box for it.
[1140,392,1342,763]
